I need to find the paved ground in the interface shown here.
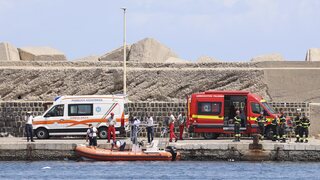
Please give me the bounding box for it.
[1,137,320,145]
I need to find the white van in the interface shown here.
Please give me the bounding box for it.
[33,95,129,139]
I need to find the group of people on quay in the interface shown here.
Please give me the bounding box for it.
[128,111,187,144]
[84,111,187,149]
[24,108,311,148]
[235,108,311,143]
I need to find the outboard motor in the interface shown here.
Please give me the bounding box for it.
[165,146,178,161]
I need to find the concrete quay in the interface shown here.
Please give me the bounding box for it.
[1,137,320,161]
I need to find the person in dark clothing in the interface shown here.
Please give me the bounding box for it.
[233,110,241,142]
[256,111,266,140]
[299,116,311,143]
[86,124,98,149]
[279,109,287,143]
[25,112,34,142]
[111,140,126,151]
[146,113,154,144]
[271,115,280,141]
[293,110,302,143]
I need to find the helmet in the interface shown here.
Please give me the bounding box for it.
[260,111,264,115]
[111,112,114,115]
[27,112,32,114]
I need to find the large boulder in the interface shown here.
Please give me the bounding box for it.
[129,38,178,63]
[99,45,131,61]
[18,47,67,61]
[0,42,20,61]
[305,48,320,61]
[251,53,284,62]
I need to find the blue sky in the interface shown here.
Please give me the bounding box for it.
[1,0,320,61]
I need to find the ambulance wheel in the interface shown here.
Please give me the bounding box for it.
[203,133,219,139]
[98,127,108,139]
[36,128,49,139]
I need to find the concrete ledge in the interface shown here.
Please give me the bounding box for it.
[1,138,320,161]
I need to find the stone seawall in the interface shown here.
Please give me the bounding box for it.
[0,68,269,102]
[1,139,320,161]
[2,61,320,102]
[0,101,312,137]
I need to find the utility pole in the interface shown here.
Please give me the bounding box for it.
[121,7,127,95]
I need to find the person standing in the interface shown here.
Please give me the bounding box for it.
[293,110,302,143]
[279,109,287,143]
[86,124,98,149]
[107,112,116,143]
[25,112,35,142]
[271,115,280,142]
[146,113,154,144]
[131,117,141,144]
[178,112,186,140]
[233,110,241,142]
[300,116,310,143]
[256,111,266,140]
[169,112,178,142]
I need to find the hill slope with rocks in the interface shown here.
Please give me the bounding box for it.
[1,61,320,102]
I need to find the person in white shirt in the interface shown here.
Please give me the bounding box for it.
[107,112,116,143]
[25,112,34,142]
[86,124,98,148]
[131,117,141,145]
[146,113,154,144]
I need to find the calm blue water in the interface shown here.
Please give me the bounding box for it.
[0,161,319,180]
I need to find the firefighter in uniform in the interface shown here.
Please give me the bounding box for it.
[299,116,310,143]
[256,111,266,140]
[279,110,287,143]
[169,112,178,142]
[107,112,116,143]
[293,110,302,143]
[271,115,280,141]
[233,110,241,142]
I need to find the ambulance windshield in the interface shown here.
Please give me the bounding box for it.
[262,102,276,114]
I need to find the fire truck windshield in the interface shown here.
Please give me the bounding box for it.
[262,102,276,114]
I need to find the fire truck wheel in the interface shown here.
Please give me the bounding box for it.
[203,133,219,139]
[98,127,108,139]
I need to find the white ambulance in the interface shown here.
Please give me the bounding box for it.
[33,95,129,139]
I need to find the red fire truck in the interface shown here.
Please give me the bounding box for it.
[187,90,277,139]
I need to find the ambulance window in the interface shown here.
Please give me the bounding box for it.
[68,104,93,116]
[45,104,64,117]
[251,102,263,114]
[198,102,221,115]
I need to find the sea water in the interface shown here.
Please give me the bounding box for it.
[0,161,319,180]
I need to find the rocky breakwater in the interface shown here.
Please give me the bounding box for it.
[0,62,268,102]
